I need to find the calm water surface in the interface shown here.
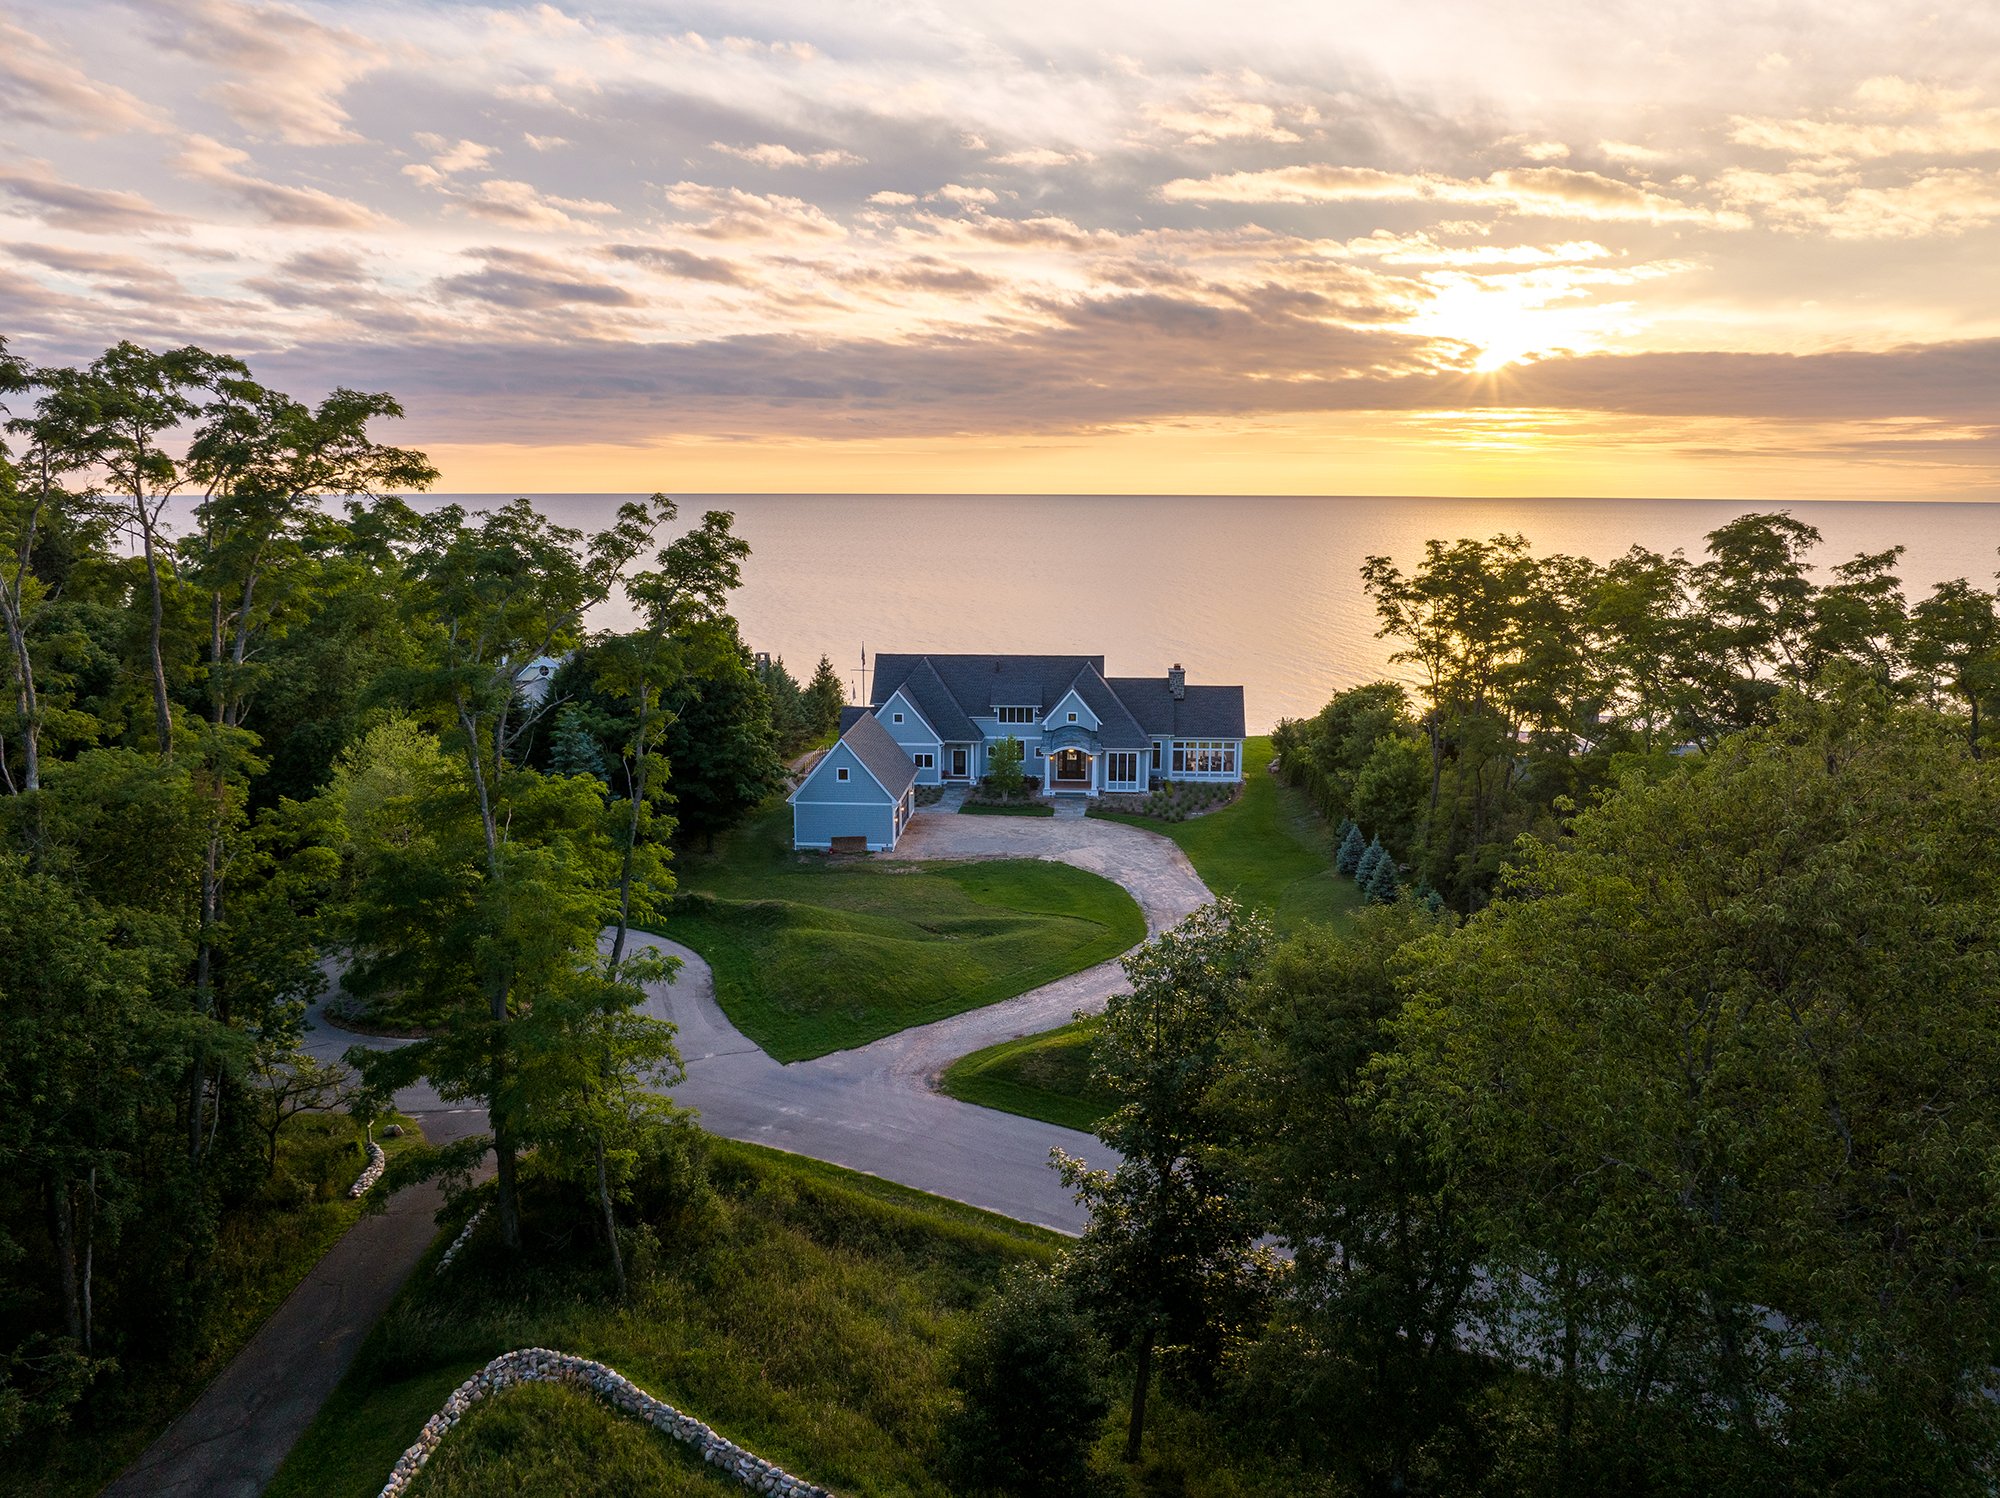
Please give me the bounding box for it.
[440,495,2000,732]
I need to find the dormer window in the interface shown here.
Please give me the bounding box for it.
[996,706,1036,724]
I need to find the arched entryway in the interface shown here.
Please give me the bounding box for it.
[1050,747,1092,789]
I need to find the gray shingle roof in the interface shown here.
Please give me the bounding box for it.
[872,654,1105,716]
[869,652,1246,742]
[837,711,919,796]
[1106,679,1247,738]
[888,658,981,741]
[1062,663,1152,749]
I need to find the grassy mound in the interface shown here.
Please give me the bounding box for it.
[660,803,1144,1060]
[939,1018,1112,1133]
[404,1382,744,1497]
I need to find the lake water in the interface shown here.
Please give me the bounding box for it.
[445,495,2000,732]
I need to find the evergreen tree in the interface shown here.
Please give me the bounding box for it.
[1365,850,1400,903]
[1355,835,1384,885]
[1335,816,1357,843]
[804,654,846,739]
[549,703,609,782]
[757,654,809,755]
[1335,823,1366,875]
[666,636,786,850]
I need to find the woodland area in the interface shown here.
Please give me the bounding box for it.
[0,337,813,1472]
[4,335,1999,1498]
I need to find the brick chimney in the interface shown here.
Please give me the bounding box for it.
[1168,663,1186,700]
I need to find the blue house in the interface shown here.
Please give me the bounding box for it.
[787,708,920,851]
[790,654,1246,850]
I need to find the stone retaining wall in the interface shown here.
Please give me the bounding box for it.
[433,1205,488,1275]
[348,1140,386,1199]
[376,1347,834,1498]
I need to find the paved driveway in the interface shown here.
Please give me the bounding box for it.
[304,807,1211,1235]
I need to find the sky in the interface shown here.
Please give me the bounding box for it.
[2,0,1998,497]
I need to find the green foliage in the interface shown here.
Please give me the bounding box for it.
[1334,823,1364,875]
[1363,848,1399,902]
[1380,690,2000,1493]
[1354,835,1384,886]
[661,632,785,851]
[755,654,811,755]
[945,1265,1110,1496]
[985,734,1026,797]
[548,704,609,781]
[1059,900,1277,1461]
[802,654,846,741]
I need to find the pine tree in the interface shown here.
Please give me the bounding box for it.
[1335,824,1366,876]
[1355,836,1384,884]
[804,654,846,739]
[549,704,609,782]
[1335,817,1357,844]
[1366,849,1400,903]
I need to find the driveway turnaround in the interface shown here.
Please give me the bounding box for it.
[306,808,1211,1235]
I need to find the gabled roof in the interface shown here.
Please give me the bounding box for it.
[872,654,1105,716]
[842,711,920,796]
[887,658,980,741]
[1106,679,1247,739]
[868,652,1247,741]
[1060,663,1151,749]
[838,705,869,735]
[794,711,917,801]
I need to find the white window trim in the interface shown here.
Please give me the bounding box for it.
[837,766,849,780]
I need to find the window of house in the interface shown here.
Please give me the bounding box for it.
[836,767,849,781]
[1108,751,1138,784]
[1035,745,1044,758]
[996,705,1036,724]
[1067,711,1077,722]
[1151,742,1162,770]
[1169,741,1238,776]
[914,752,934,769]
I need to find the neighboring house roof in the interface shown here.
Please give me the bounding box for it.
[1106,679,1248,739]
[836,710,920,797]
[838,705,869,734]
[868,652,1248,743]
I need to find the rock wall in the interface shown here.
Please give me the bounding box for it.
[376,1346,834,1498]
[348,1140,386,1199]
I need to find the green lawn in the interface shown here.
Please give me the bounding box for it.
[267,1139,1335,1498]
[938,1017,1112,1132]
[28,1112,423,1498]
[1091,736,1360,936]
[656,800,1145,1061]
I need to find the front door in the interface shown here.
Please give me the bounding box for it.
[1054,748,1089,785]
[951,746,968,779]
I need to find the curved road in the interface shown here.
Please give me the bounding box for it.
[305,808,1212,1234]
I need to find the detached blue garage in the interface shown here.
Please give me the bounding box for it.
[789,711,920,852]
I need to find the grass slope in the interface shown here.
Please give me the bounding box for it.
[658,801,1144,1061]
[1091,736,1360,936]
[30,1113,422,1498]
[937,1017,1112,1132]
[268,1139,1328,1498]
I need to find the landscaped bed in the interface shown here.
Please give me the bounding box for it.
[654,799,1144,1060]
[957,800,1053,817]
[265,1139,1327,1498]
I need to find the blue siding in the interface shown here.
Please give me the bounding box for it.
[876,693,942,784]
[791,740,911,850]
